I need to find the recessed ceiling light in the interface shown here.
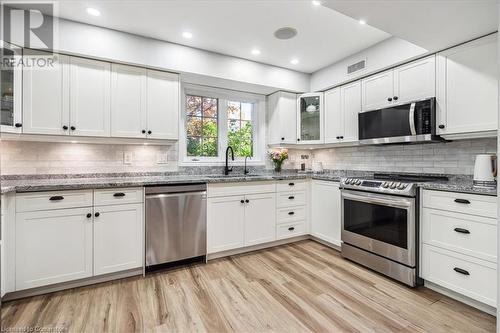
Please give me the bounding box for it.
[251,49,261,55]
[359,19,366,25]
[274,27,298,40]
[182,31,193,39]
[290,58,299,65]
[86,7,101,16]
[312,0,321,6]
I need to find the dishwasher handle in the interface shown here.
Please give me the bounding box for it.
[146,191,207,199]
[145,183,206,195]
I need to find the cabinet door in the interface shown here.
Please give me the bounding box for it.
[1,42,22,134]
[361,70,394,111]
[297,93,323,144]
[267,92,297,145]
[393,56,436,105]
[23,51,70,135]
[15,207,93,290]
[207,196,245,253]
[436,34,498,135]
[244,193,276,246]
[111,64,147,138]
[146,70,179,140]
[69,57,111,137]
[324,87,342,144]
[311,181,341,246]
[341,81,361,143]
[267,92,282,145]
[94,203,143,275]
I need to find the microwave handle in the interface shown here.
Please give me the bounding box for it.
[409,102,416,135]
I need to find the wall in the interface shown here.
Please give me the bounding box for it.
[284,138,497,175]
[310,36,428,92]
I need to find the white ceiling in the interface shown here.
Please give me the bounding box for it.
[323,0,498,52]
[47,0,390,73]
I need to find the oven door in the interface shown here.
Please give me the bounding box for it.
[341,190,415,267]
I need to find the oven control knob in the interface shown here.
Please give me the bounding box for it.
[355,179,362,185]
[397,184,406,190]
[390,183,397,189]
[382,182,388,188]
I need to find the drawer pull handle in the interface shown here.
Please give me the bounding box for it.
[49,196,64,201]
[288,196,295,200]
[288,227,295,231]
[453,267,470,276]
[454,228,470,234]
[288,182,295,186]
[454,199,470,204]
[113,192,126,197]
[288,212,295,215]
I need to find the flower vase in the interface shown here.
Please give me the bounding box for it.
[274,161,283,173]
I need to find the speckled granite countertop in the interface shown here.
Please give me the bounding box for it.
[1,171,495,196]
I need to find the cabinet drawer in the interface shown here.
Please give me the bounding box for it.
[208,181,275,198]
[277,191,306,208]
[16,190,93,212]
[276,179,307,192]
[422,208,497,262]
[421,245,496,307]
[94,187,143,206]
[277,222,306,240]
[277,206,306,224]
[422,190,497,218]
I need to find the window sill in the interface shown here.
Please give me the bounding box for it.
[179,159,265,167]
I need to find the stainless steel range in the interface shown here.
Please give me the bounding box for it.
[340,174,444,287]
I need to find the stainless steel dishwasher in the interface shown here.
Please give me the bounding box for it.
[145,184,207,270]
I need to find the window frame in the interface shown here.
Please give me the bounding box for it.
[179,84,266,166]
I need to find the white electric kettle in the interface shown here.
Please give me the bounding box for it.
[473,154,497,187]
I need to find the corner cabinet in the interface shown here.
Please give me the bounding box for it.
[267,91,297,145]
[436,34,498,138]
[297,93,324,144]
[1,42,23,134]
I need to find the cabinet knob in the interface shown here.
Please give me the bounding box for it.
[86,213,92,218]
[288,211,295,215]
[288,227,295,231]
[70,126,76,131]
[393,96,398,101]
[14,123,22,128]
[245,199,249,203]
[94,212,100,217]
[49,195,64,201]
[240,200,245,203]
[113,192,126,197]
[340,136,344,139]
[288,183,295,186]
[438,124,445,129]
[147,130,152,135]
[63,125,69,130]
[297,138,300,142]
[387,97,393,102]
[288,196,295,200]
[142,130,146,134]
[336,136,340,139]
[281,137,285,141]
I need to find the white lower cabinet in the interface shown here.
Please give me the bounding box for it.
[93,203,143,275]
[311,180,341,246]
[207,196,246,253]
[244,193,276,246]
[15,207,93,290]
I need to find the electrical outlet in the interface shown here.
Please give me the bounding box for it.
[156,152,168,164]
[123,152,133,165]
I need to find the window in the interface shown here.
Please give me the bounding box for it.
[181,85,265,165]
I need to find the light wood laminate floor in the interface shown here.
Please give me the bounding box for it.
[1,240,495,332]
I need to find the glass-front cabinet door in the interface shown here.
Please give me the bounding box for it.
[1,41,22,133]
[297,92,323,143]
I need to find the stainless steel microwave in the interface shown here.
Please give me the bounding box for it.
[358,98,443,145]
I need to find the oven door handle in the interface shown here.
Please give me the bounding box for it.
[341,190,414,209]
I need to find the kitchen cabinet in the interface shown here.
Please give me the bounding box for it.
[207,196,245,253]
[311,180,341,246]
[93,203,143,275]
[325,81,361,144]
[267,91,297,145]
[69,57,111,137]
[297,92,323,144]
[324,87,342,144]
[243,193,276,246]
[15,207,93,290]
[1,42,22,134]
[276,179,307,240]
[436,34,498,137]
[146,69,179,140]
[361,56,435,112]
[111,64,147,138]
[23,50,70,135]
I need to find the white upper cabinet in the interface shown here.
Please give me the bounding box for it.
[362,56,436,112]
[111,64,147,138]
[393,56,435,105]
[23,51,70,135]
[311,180,341,246]
[436,34,498,136]
[324,87,342,144]
[70,57,111,137]
[297,92,324,144]
[341,81,361,143]
[146,70,179,140]
[267,91,297,145]
[1,42,22,134]
[361,70,394,111]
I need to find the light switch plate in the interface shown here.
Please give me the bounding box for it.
[156,152,168,164]
[123,152,133,165]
